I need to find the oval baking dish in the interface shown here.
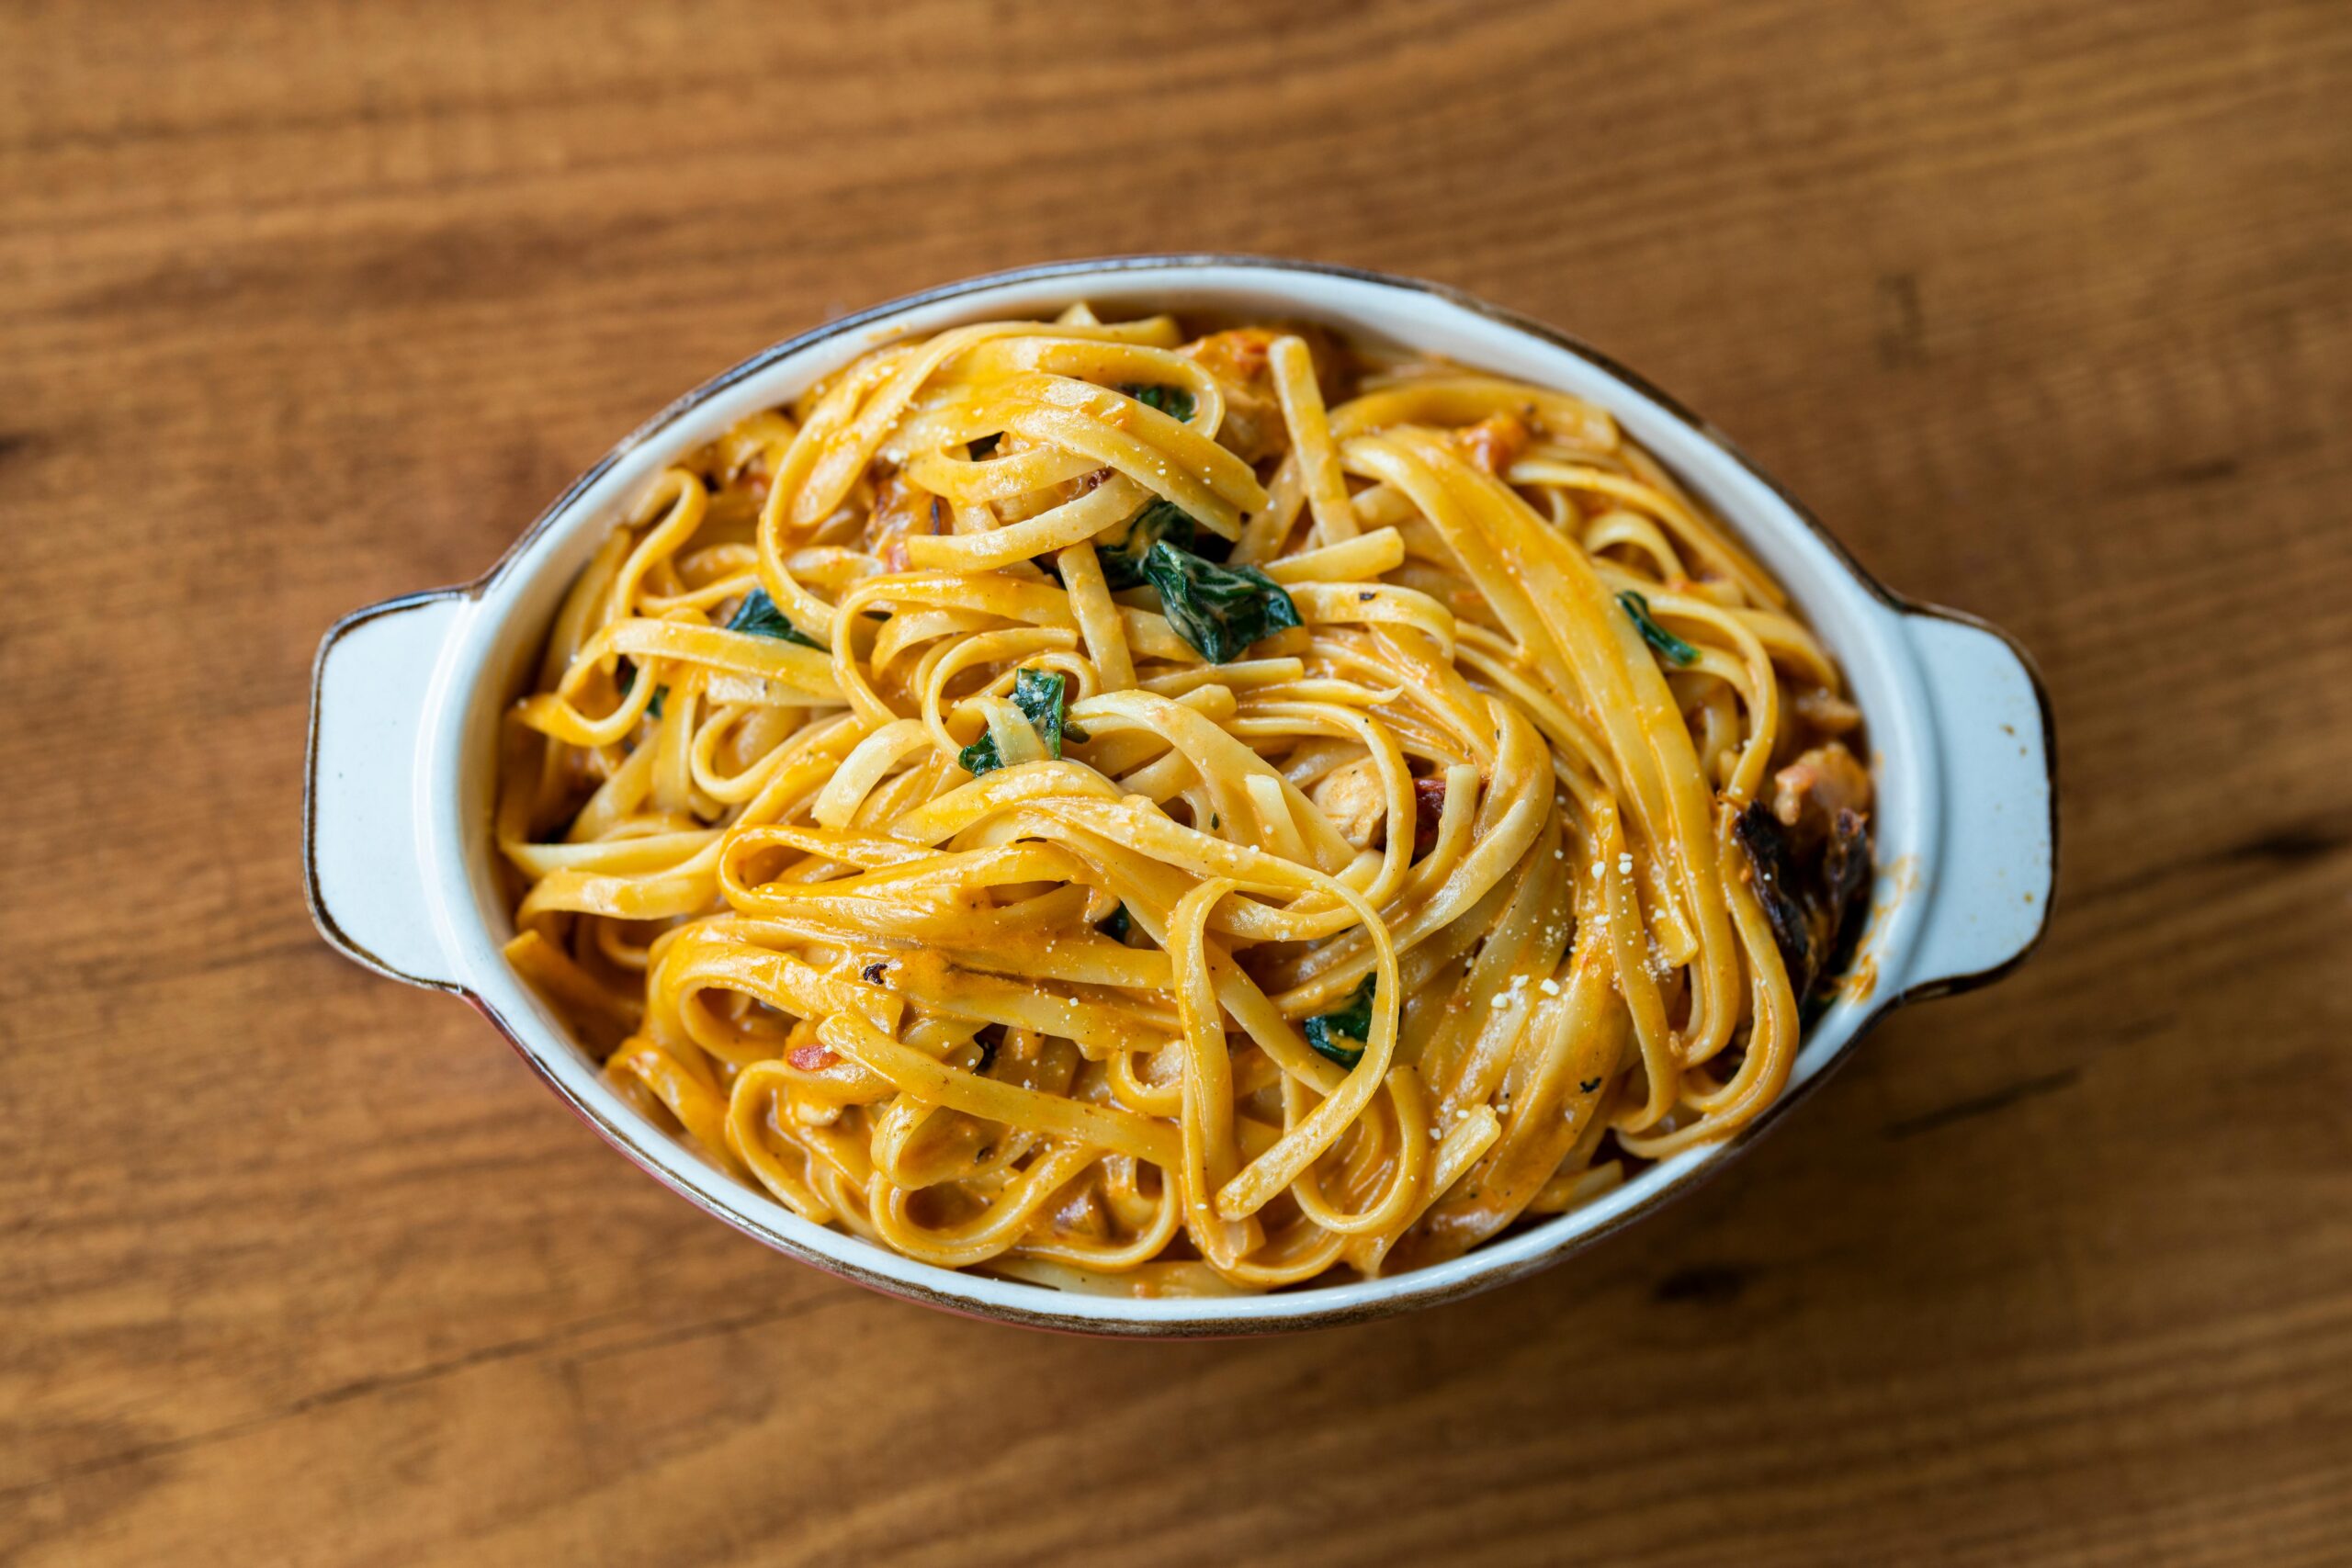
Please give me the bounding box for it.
[304,256,2056,1336]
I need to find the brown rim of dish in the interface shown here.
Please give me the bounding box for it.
[302,254,2060,1336]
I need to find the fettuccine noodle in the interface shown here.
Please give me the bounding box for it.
[496,307,1875,1296]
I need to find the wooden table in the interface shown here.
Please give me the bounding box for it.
[6,2,2347,1562]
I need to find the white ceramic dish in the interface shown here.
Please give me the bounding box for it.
[305,257,2056,1336]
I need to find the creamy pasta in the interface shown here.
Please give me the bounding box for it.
[495,306,1874,1296]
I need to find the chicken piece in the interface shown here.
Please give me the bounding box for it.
[1310,758,1389,850]
[863,470,942,570]
[1772,741,1872,850]
[1185,327,1277,383]
[1216,389,1287,465]
[1182,328,1286,464]
[1792,686,1863,737]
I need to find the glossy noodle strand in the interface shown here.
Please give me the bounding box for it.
[494,310,1875,1295]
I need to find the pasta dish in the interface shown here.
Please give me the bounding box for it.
[495,306,1873,1296]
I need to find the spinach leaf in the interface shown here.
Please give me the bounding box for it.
[727,586,826,649]
[1098,903,1132,943]
[957,734,1001,778]
[1095,499,1199,589]
[1142,540,1302,662]
[961,667,1087,778]
[616,660,667,718]
[1012,667,1088,751]
[1302,974,1377,1069]
[1618,591,1698,666]
[1120,383,1196,422]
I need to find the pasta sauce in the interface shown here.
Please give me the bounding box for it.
[495,308,1872,1296]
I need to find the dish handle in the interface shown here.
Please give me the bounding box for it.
[304,591,469,992]
[1894,608,2058,999]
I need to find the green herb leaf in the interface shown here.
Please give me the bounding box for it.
[1011,667,1090,755]
[1618,591,1698,666]
[1142,540,1302,662]
[1098,903,1132,943]
[1094,498,1198,589]
[961,668,1081,778]
[616,660,668,717]
[958,734,1001,777]
[1120,383,1196,422]
[727,586,826,649]
[1302,974,1377,1069]
[1089,499,1232,587]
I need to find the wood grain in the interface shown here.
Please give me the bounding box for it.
[4,1,2348,1562]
